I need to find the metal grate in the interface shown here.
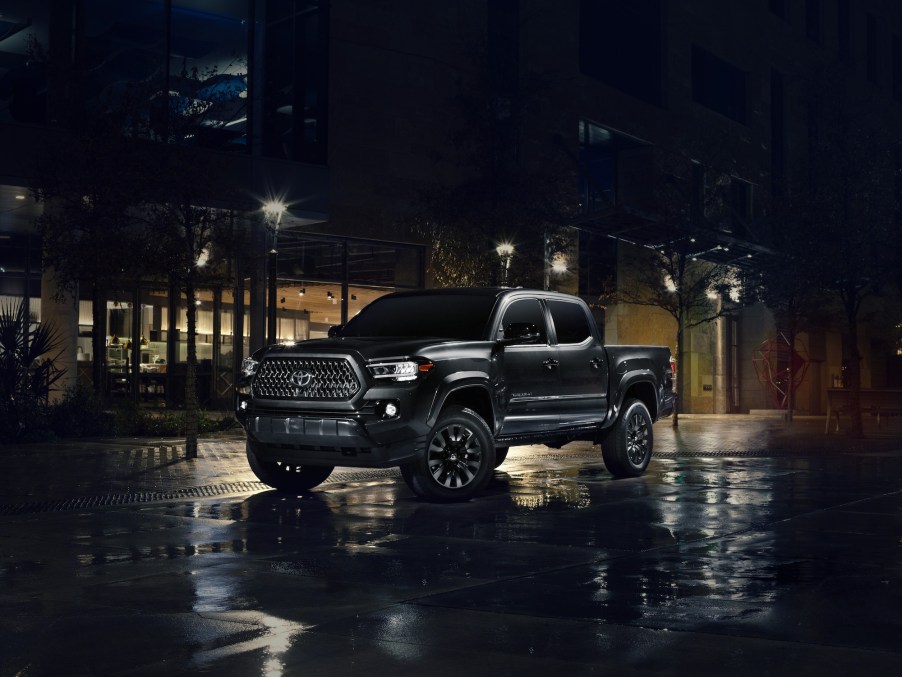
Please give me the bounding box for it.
[0,470,402,516]
[254,356,360,400]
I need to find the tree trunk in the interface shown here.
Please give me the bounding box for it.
[786,329,795,424]
[847,315,863,438]
[184,279,199,459]
[673,320,684,429]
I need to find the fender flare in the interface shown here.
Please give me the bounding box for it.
[607,369,658,425]
[426,372,498,431]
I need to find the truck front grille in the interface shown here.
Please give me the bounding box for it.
[253,356,361,400]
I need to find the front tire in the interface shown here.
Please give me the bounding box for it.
[246,441,334,493]
[601,398,653,478]
[401,406,495,502]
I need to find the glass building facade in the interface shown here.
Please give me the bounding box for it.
[0,1,423,407]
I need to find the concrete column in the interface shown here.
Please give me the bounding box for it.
[713,300,730,414]
[40,269,78,403]
[248,223,267,352]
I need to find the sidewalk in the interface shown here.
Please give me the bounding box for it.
[1,414,899,511]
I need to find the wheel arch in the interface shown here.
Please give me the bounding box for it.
[620,377,658,420]
[430,381,496,432]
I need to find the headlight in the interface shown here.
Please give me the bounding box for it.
[368,360,433,382]
[241,356,260,378]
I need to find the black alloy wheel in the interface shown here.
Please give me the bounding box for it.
[601,398,653,478]
[401,406,496,502]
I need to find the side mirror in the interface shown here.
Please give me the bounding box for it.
[500,322,542,345]
[327,324,344,338]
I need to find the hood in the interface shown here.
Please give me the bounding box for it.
[263,337,461,362]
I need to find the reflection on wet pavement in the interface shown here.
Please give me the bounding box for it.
[0,435,900,674]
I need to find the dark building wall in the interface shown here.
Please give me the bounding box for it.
[325,0,489,241]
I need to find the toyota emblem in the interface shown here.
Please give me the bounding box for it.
[290,370,314,387]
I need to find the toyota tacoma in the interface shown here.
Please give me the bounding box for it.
[236,287,675,501]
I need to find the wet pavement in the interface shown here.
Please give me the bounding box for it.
[0,415,900,675]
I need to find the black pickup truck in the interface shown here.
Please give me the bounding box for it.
[236,288,675,501]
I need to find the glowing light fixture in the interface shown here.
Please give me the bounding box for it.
[496,242,514,286]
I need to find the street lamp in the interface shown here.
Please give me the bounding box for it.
[262,200,286,345]
[496,242,514,287]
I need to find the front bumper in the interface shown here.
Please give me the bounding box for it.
[244,411,427,468]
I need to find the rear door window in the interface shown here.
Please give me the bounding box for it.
[547,299,592,344]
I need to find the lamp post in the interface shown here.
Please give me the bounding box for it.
[496,242,514,287]
[263,200,286,345]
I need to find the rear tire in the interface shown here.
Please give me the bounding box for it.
[401,406,495,502]
[246,441,334,493]
[601,398,653,478]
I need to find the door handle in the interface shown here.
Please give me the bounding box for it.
[543,358,559,371]
[590,357,604,370]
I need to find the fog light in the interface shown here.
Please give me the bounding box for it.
[239,399,248,411]
[377,400,400,419]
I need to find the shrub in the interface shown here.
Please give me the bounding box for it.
[0,299,65,443]
[48,386,116,438]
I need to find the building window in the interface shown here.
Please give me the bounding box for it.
[691,161,705,225]
[77,1,250,151]
[263,1,330,164]
[837,0,851,60]
[729,178,753,237]
[578,121,616,213]
[806,0,821,44]
[867,13,879,85]
[169,1,250,151]
[578,231,616,300]
[0,3,50,124]
[691,45,747,124]
[579,0,663,106]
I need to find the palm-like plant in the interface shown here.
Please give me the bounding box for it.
[0,299,66,440]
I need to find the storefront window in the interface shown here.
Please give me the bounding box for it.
[274,231,425,334]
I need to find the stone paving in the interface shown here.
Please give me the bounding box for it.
[1,413,900,675]
[0,414,899,510]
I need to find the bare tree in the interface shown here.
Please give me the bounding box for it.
[613,141,758,427]
[617,239,742,428]
[146,146,244,458]
[795,70,899,436]
[410,172,575,289]
[756,193,827,422]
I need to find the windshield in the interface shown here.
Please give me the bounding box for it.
[340,293,497,340]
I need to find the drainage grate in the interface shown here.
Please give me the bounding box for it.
[0,481,268,516]
[0,469,402,516]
